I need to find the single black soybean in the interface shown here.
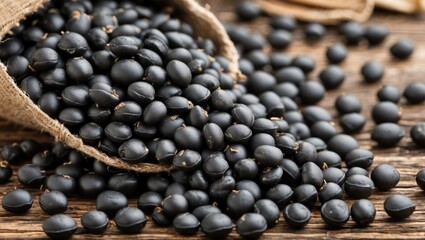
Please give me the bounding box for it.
[17,164,46,188]
[327,134,359,158]
[42,214,77,239]
[39,191,68,215]
[377,85,401,103]
[201,213,233,238]
[390,39,415,59]
[315,150,342,169]
[323,168,346,186]
[253,199,280,227]
[371,123,404,148]
[416,169,425,191]
[371,101,401,124]
[403,82,425,104]
[283,203,310,228]
[319,182,343,203]
[293,184,318,209]
[301,162,323,189]
[344,175,375,199]
[351,199,376,227]
[370,164,400,190]
[162,194,189,218]
[236,213,267,239]
[78,173,106,198]
[319,65,345,89]
[361,60,384,83]
[384,194,415,220]
[254,145,283,167]
[227,190,255,219]
[265,184,293,209]
[326,43,347,64]
[335,95,362,115]
[321,199,350,228]
[173,213,200,235]
[345,149,374,169]
[365,24,389,45]
[96,190,128,218]
[114,207,147,234]
[81,210,109,235]
[340,113,366,134]
[2,189,33,213]
[0,161,12,183]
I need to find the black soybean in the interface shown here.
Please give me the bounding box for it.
[340,113,366,134]
[17,164,46,188]
[236,213,267,239]
[201,213,233,238]
[362,60,384,83]
[351,199,376,227]
[78,173,106,198]
[327,134,359,158]
[321,199,350,228]
[173,213,200,235]
[416,169,425,191]
[2,189,33,213]
[253,199,280,227]
[335,95,362,115]
[81,210,109,235]
[0,161,12,183]
[319,182,343,203]
[46,174,77,197]
[292,184,317,209]
[42,214,77,239]
[345,149,374,169]
[265,184,293,209]
[118,139,149,164]
[39,191,68,215]
[390,39,415,59]
[403,82,425,104]
[371,123,404,148]
[384,194,415,219]
[365,25,389,45]
[371,164,400,190]
[344,175,375,199]
[96,190,128,218]
[411,123,425,147]
[301,162,323,189]
[283,203,310,228]
[372,101,401,124]
[326,43,347,64]
[162,194,189,218]
[377,85,401,103]
[319,65,345,89]
[114,207,147,234]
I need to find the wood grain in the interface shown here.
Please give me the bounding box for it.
[0,1,425,239]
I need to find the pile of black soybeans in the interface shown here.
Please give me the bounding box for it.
[1,0,425,239]
[3,0,241,164]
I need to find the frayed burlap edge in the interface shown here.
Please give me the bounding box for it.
[0,0,241,173]
[258,0,375,24]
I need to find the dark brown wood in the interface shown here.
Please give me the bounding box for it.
[1,1,425,239]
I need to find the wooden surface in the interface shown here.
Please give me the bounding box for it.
[1,1,425,239]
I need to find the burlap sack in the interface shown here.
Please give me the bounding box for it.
[0,0,241,173]
[258,0,375,24]
[258,0,425,24]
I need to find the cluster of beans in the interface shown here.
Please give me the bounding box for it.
[0,0,425,239]
[2,0,243,164]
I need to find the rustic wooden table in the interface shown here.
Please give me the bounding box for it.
[1,1,425,239]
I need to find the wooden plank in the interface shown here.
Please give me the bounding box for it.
[0,1,425,239]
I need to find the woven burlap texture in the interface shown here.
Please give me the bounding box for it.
[0,0,241,173]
